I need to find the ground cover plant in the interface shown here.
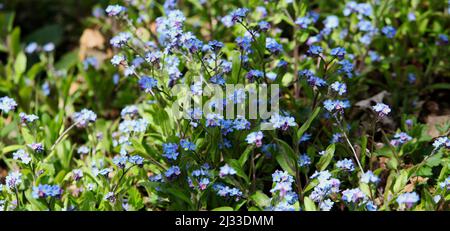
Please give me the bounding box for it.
[0,0,449,211]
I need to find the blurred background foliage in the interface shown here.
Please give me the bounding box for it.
[2,0,102,55]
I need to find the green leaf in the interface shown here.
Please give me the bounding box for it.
[361,135,368,166]
[0,11,15,37]
[275,138,297,160]
[37,162,56,178]
[1,144,23,154]
[14,52,27,80]
[20,127,35,144]
[274,138,297,175]
[25,24,63,45]
[250,191,270,208]
[79,191,97,211]
[424,83,450,91]
[55,50,79,70]
[25,190,47,210]
[230,51,241,84]
[297,107,321,143]
[9,27,21,57]
[227,159,250,183]
[26,62,44,80]
[425,152,443,167]
[303,179,319,193]
[393,170,408,193]
[238,145,254,167]
[274,152,296,176]
[165,187,192,207]
[315,144,335,171]
[211,206,234,211]
[128,187,144,210]
[303,196,317,211]
[417,166,433,177]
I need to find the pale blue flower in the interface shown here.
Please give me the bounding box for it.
[13,149,32,164]
[6,171,22,189]
[336,159,355,172]
[105,5,125,16]
[72,169,83,181]
[111,54,125,66]
[323,15,339,29]
[330,47,346,60]
[138,76,158,93]
[246,131,264,147]
[19,112,39,124]
[42,43,55,52]
[0,96,17,113]
[110,32,132,48]
[129,155,144,166]
[165,165,181,178]
[298,154,311,167]
[432,136,450,149]
[341,188,366,204]
[372,103,391,117]
[382,26,396,38]
[25,42,38,54]
[163,143,179,160]
[73,109,97,128]
[295,17,311,29]
[396,192,420,209]
[219,164,236,178]
[361,170,379,184]
[330,81,347,95]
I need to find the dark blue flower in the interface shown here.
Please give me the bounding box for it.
[139,76,158,93]
[330,47,346,60]
[307,45,323,57]
[180,139,196,151]
[163,143,179,160]
[381,26,396,39]
[266,37,283,54]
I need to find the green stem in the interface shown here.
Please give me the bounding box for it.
[334,115,365,173]
[50,121,80,151]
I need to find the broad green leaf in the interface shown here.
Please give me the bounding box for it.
[274,138,297,175]
[25,24,63,45]
[316,144,335,171]
[297,107,321,143]
[238,145,254,167]
[26,62,44,80]
[425,152,443,167]
[417,166,433,176]
[228,159,250,183]
[9,27,21,56]
[165,187,192,207]
[274,152,296,176]
[393,170,408,193]
[128,187,144,210]
[55,50,79,70]
[14,52,27,81]
[361,135,368,166]
[303,196,317,211]
[250,191,270,208]
[230,51,241,84]
[20,127,35,144]
[0,11,15,37]
[275,138,297,160]
[1,144,23,154]
[212,206,234,211]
